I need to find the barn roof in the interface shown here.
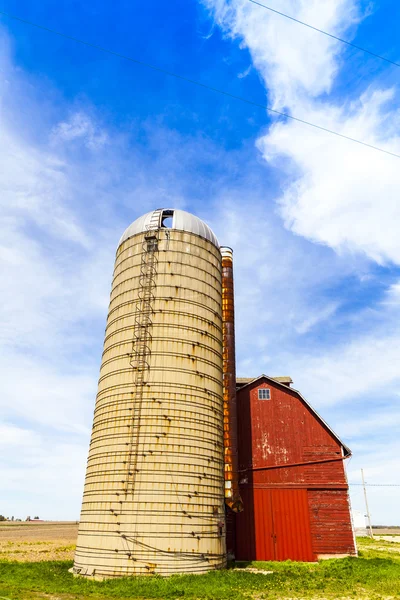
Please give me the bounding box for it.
[237,376,293,387]
[236,374,351,458]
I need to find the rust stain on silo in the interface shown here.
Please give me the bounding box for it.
[221,247,243,513]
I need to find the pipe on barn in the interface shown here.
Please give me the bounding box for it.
[221,247,243,513]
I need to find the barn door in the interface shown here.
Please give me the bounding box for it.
[235,488,275,560]
[254,489,275,560]
[270,489,314,562]
[235,488,314,562]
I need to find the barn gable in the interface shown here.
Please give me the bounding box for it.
[236,375,351,458]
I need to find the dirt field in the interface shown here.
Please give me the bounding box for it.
[1,522,399,563]
[373,528,400,535]
[0,521,78,562]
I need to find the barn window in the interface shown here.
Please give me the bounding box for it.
[258,388,271,400]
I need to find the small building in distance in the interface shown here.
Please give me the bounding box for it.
[230,375,356,562]
[352,510,368,536]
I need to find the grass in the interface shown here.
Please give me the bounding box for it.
[0,538,399,600]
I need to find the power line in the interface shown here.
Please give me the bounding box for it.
[349,483,400,487]
[0,9,400,160]
[247,0,400,70]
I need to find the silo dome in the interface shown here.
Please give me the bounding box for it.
[119,208,219,248]
[73,208,226,577]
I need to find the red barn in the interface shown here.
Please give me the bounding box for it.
[230,375,356,562]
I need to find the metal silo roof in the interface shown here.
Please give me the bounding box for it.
[119,208,219,248]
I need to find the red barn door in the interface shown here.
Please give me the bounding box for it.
[270,489,314,561]
[236,488,315,562]
[236,487,275,560]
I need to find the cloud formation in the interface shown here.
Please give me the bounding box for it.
[0,38,126,518]
[203,0,400,265]
[204,0,359,107]
[51,112,109,150]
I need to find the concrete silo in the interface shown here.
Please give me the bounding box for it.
[73,208,227,577]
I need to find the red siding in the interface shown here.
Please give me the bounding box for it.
[235,487,258,560]
[308,489,355,556]
[234,378,356,561]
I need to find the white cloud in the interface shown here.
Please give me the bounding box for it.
[0,354,95,433]
[295,302,339,334]
[0,44,129,518]
[339,410,400,439]
[0,128,90,248]
[383,280,400,305]
[51,111,109,150]
[203,0,360,107]
[261,89,400,265]
[209,195,353,354]
[0,424,41,448]
[237,64,252,79]
[347,442,400,526]
[203,0,400,265]
[0,424,87,520]
[290,326,400,407]
[0,125,117,353]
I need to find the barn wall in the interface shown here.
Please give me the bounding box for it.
[308,489,356,557]
[225,506,236,558]
[235,378,356,560]
[238,380,345,480]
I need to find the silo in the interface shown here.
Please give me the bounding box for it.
[73,208,226,577]
[221,247,242,513]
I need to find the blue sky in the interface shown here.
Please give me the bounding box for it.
[1,0,400,524]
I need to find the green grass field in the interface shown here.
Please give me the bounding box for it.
[0,538,399,600]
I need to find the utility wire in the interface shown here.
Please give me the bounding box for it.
[349,483,400,487]
[247,0,400,70]
[1,9,400,160]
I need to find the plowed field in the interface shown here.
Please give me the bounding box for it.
[0,521,78,562]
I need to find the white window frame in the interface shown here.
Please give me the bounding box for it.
[258,388,271,400]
